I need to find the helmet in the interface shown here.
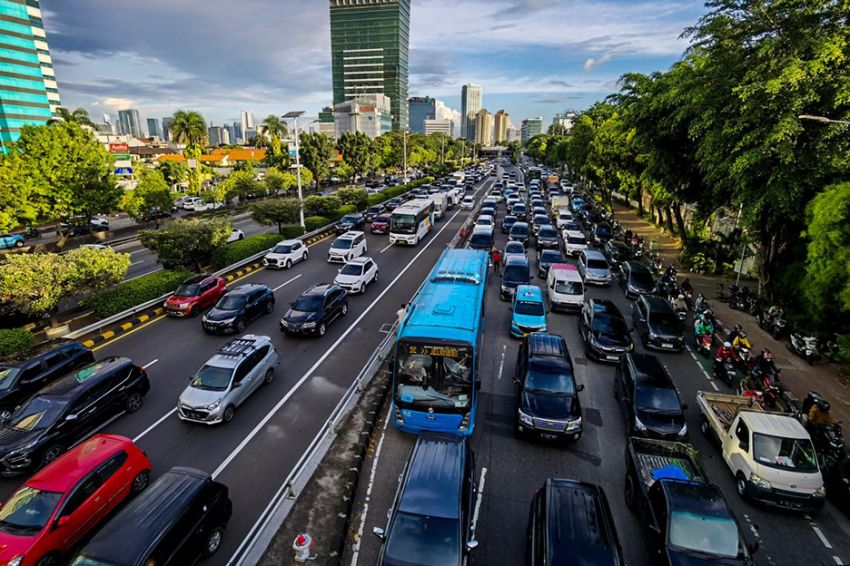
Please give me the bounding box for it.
[740,331,747,338]
[816,399,831,412]
[734,324,743,332]
[724,341,732,348]
[678,294,685,300]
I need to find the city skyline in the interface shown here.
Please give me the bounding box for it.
[41,0,706,129]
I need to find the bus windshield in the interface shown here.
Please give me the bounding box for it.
[395,341,473,411]
[391,214,417,234]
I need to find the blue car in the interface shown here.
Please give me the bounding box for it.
[511,285,548,338]
[0,234,25,250]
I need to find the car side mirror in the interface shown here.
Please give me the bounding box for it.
[233,381,242,388]
[577,384,585,392]
[56,515,72,529]
[65,414,78,422]
[372,527,386,541]
[466,540,479,552]
[290,301,296,308]
[681,403,689,410]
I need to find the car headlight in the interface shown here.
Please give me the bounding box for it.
[678,423,688,437]
[518,409,534,426]
[459,412,471,431]
[207,399,221,411]
[178,302,190,309]
[394,405,405,423]
[501,284,509,293]
[565,417,582,431]
[649,330,658,340]
[749,473,772,490]
[814,485,826,496]
[8,556,23,566]
[163,300,169,308]
[302,322,316,329]
[634,415,648,432]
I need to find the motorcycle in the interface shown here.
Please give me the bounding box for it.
[729,286,759,315]
[21,226,42,240]
[757,310,787,339]
[734,346,751,372]
[787,331,821,365]
[744,371,781,409]
[737,380,766,408]
[696,332,713,358]
[648,253,663,276]
[807,421,845,462]
[714,357,738,387]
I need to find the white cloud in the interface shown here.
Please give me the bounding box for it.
[583,53,614,72]
[434,99,462,136]
[100,97,136,109]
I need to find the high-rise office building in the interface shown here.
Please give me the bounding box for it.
[223,123,236,146]
[117,109,142,137]
[318,106,336,138]
[208,124,224,147]
[334,93,393,139]
[146,118,160,138]
[494,110,509,144]
[0,0,61,148]
[552,110,577,132]
[460,83,482,141]
[424,119,453,137]
[233,123,243,144]
[408,96,435,134]
[240,111,254,143]
[161,117,173,141]
[330,0,410,131]
[521,117,543,144]
[474,109,493,146]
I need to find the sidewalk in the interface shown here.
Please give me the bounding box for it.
[611,201,850,426]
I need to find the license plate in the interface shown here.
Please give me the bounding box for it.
[661,343,674,349]
[606,355,618,361]
[541,433,558,440]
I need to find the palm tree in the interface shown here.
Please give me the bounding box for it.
[261,114,288,157]
[169,110,207,194]
[53,107,95,127]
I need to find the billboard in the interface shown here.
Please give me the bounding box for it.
[109,143,129,153]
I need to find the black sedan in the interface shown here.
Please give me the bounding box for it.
[501,214,518,234]
[536,249,565,278]
[385,198,405,211]
[535,225,560,250]
[579,298,634,362]
[618,261,656,299]
[201,284,275,334]
[632,295,685,352]
[336,213,366,233]
[613,353,688,439]
[365,205,385,222]
[603,239,631,269]
[280,284,348,337]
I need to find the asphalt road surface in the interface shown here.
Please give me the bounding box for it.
[342,164,850,566]
[0,172,495,565]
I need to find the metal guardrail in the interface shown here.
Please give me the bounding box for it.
[229,321,398,566]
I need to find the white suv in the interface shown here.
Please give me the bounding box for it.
[461,196,475,210]
[328,231,367,263]
[263,239,308,269]
[564,230,588,257]
[334,256,378,294]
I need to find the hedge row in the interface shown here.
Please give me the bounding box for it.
[280,224,305,239]
[367,177,434,206]
[305,216,332,232]
[89,268,192,320]
[0,328,34,358]
[211,233,281,269]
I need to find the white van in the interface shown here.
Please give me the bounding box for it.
[546,263,584,312]
[430,192,448,219]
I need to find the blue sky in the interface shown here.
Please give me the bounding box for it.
[42,0,708,133]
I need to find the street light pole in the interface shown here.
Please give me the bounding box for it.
[403,128,408,183]
[798,114,850,126]
[284,111,306,230]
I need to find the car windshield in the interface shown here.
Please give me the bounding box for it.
[636,386,681,413]
[503,264,529,284]
[525,362,575,394]
[476,217,493,225]
[191,364,232,391]
[511,226,529,238]
[293,295,324,312]
[512,205,526,213]
[340,263,363,276]
[216,295,246,310]
[470,233,492,248]
[0,486,62,531]
[384,512,460,566]
[649,311,681,332]
[539,228,556,239]
[587,259,609,270]
[395,342,473,411]
[505,242,524,255]
[592,314,627,335]
[332,238,353,249]
[596,225,612,237]
[554,281,583,295]
[669,509,745,559]
[174,283,201,297]
[631,268,654,286]
[368,207,382,214]
[9,397,68,432]
[374,215,390,223]
[0,366,21,391]
[391,214,417,234]
[567,235,586,245]
[273,244,294,254]
[341,215,360,223]
[753,433,819,472]
[515,300,544,316]
[541,251,562,263]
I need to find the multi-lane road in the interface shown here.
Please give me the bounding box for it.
[343,164,850,566]
[0,172,495,564]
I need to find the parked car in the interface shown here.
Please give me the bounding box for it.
[371,214,391,234]
[327,231,367,263]
[579,298,634,362]
[226,228,245,243]
[536,249,564,278]
[181,196,203,210]
[514,333,584,442]
[164,274,227,317]
[263,239,309,269]
[334,256,379,294]
[614,353,688,439]
[281,284,349,337]
[501,255,530,301]
[336,213,366,233]
[373,433,478,566]
[526,479,625,566]
[511,285,548,338]
[0,435,152,566]
[0,339,94,421]
[178,335,278,425]
[201,284,275,334]
[0,357,150,475]
[578,249,613,286]
[618,260,656,299]
[0,234,26,249]
[71,467,233,565]
[632,294,685,351]
[535,225,559,250]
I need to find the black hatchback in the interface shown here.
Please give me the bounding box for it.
[579,298,634,362]
[0,339,94,420]
[201,284,275,334]
[614,353,688,439]
[0,357,150,475]
[337,213,366,233]
[281,284,349,337]
[632,295,684,352]
[618,260,656,299]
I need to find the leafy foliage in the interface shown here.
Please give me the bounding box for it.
[335,187,369,211]
[298,132,334,188]
[140,217,231,270]
[89,268,191,320]
[221,169,262,201]
[211,233,281,269]
[803,182,850,321]
[0,329,35,358]
[126,169,174,226]
[250,199,301,233]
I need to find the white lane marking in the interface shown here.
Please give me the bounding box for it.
[130,260,145,266]
[350,405,391,566]
[833,556,842,565]
[133,408,177,442]
[273,273,302,292]
[379,242,393,254]
[497,344,507,380]
[212,201,468,479]
[813,525,833,549]
[710,381,719,391]
[142,359,159,369]
[470,466,488,537]
[128,249,145,256]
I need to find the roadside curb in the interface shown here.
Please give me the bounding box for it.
[80,306,166,348]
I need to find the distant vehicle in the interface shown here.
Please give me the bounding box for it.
[190,200,223,212]
[535,225,559,250]
[164,274,227,317]
[281,283,349,337]
[371,214,391,234]
[536,248,564,278]
[603,239,630,268]
[460,196,475,210]
[468,225,494,251]
[385,197,405,211]
[365,205,385,222]
[178,335,278,424]
[502,240,527,265]
[508,222,530,248]
[500,255,530,301]
[618,260,655,299]
[614,353,687,439]
[429,192,448,219]
[226,228,245,243]
[579,298,633,362]
[511,202,527,221]
[334,256,379,294]
[263,239,309,269]
[390,200,435,245]
[201,284,274,334]
[328,231,367,263]
[181,196,203,210]
[336,213,366,233]
[501,214,518,234]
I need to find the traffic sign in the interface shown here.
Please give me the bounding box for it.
[114,167,133,175]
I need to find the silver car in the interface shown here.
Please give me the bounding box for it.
[178,334,279,425]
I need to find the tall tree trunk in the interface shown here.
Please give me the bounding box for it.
[637,189,644,216]
[673,203,688,239]
[664,207,675,234]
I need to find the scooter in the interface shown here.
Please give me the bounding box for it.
[807,421,846,462]
[757,310,787,339]
[787,332,821,365]
[734,346,751,372]
[714,357,737,387]
[696,332,713,358]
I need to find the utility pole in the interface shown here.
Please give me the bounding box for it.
[284,111,306,229]
[403,128,408,183]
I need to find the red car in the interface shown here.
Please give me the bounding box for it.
[371,214,391,235]
[0,434,151,566]
[164,274,226,317]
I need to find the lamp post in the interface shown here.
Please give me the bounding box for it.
[402,128,409,183]
[798,114,850,126]
[284,111,306,229]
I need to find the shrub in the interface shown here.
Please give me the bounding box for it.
[305,216,332,232]
[280,224,305,239]
[0,329,35,358]
[211,233,280,269]
[336,187,369,211]
[337,204,357,218]
[304,195,342,217]
[90,269,191,319]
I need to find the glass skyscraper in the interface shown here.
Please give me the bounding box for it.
[0,0,60,149]
[330,0,410,131]
[408,96,435,134]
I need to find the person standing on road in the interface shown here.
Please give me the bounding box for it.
[397,303,407,326]
[490,247,502,275]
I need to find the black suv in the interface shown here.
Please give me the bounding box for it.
[514,333,584,442]
[72,467,233,565]
[501,256,530,301]
[281,284,349,337]
[618,260,655,299]
[536,249,564,278]
[336,213,366,233]
[201,284,274,334]
[632,295,684,351]
[602,239,631,269]
[614,353,688,439]
[0,357,150,475]
[527,479,625,566]
[579,298,634,362]
[535,225,559,251]
[0,339,94,420]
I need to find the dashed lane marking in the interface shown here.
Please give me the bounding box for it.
[272,274,301,292]
[813,525,833,549]
[379,242,393,254]
[497,344,506,380]
[142,359,158,369]
[133,408,178,442]
[470,466,488,538]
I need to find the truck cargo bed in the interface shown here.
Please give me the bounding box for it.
[697,391,763,431]
[628,438,706,490]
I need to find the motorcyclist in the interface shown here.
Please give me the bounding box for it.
[714,341,740,375]
[751,348,780,383]
[681,278,694,299]
[673,294,688,313]
[694,313,714,338]
[808,398,835,426]
[732,330,752,352]
[767,303,783,322]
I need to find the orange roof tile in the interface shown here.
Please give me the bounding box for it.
[157,154,186,162]
[199,154,226,162]
[226,148,266,161]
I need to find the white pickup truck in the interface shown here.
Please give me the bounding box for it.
[696,391,825,513]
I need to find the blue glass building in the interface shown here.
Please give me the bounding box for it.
[408,96,435,134]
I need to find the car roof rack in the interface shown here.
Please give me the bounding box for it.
[217,337,257,357]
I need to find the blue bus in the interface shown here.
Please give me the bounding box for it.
[392,249,488,436]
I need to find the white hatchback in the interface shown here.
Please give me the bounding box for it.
[334,256,379,294]
[461,196,475,210]
[263,239,309,269]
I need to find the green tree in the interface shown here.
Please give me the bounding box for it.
[303,195,341,217]
[337,132,373,178]
[335,187,368,211]
[299,132,334,188]
[169,110,207,195]
[264,166,293,195]
[127,169,174,227]
[221,169,261,202]
[250,198,301,234]
[0,151,39,231]
[0,247,129,325]
[54,107,95,127]
[803,182,850,323]
[140,217,231,271]
[334,161,354,183]
[158,160,187,190]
